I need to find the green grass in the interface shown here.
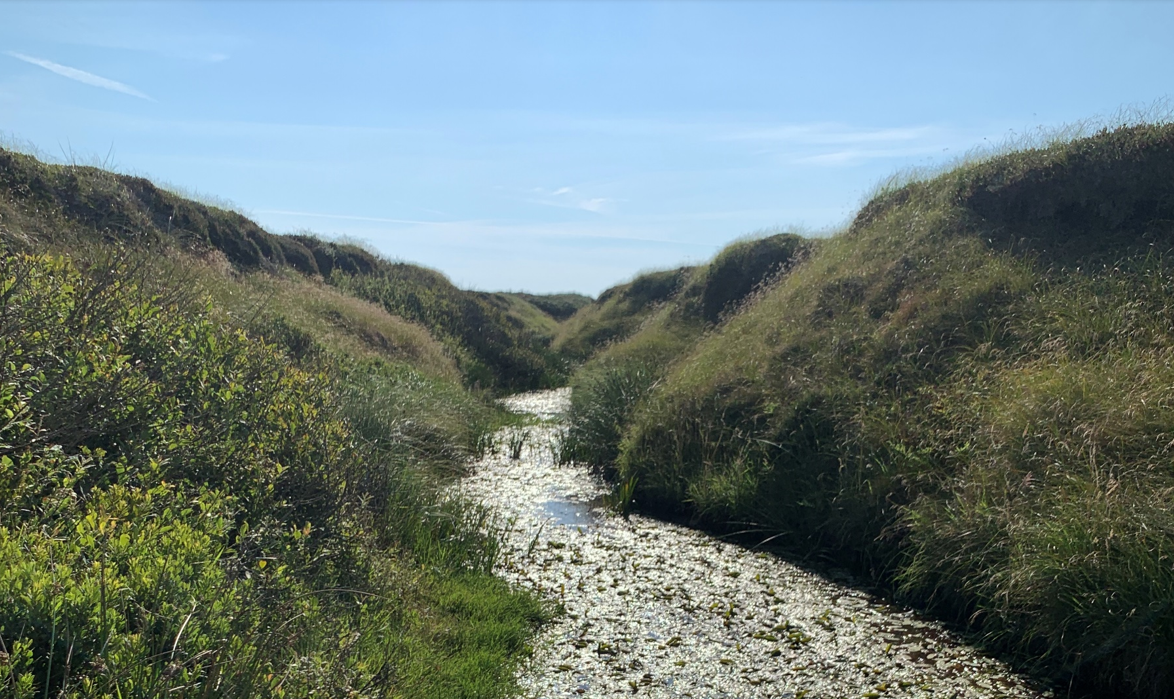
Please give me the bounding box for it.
[510,292,592,322]
[397,574,547,698]
[331,264,564,391]
[476,291,564,345]
[553,266,695,361]
[561,231,811,472]
[566,121,1174,697]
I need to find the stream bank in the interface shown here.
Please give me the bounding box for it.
[462,389,1050,699]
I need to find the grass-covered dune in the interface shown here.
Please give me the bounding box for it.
[568,123,1174,697]
[0,150,552,697]
[555,233,810,367]
[562,231,811,470]
[0,146,565,392]
[553,266,695,361]
[510,292,593,322]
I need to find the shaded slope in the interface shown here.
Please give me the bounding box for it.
[511,292,593,321]
[553,266,695,361]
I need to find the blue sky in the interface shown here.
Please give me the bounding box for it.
[1,1,1171,295]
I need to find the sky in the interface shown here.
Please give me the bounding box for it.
[1,2,1172,296]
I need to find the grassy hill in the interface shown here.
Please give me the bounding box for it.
[0,150,551,698]
[510,291,592,321]
[561,231,812,470]
[554,232,808,366]
[0,146,565,393]
[565,122,1174,697]
[553,266,695,361]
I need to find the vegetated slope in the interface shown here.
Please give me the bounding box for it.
[328,263,563,391]
[0,252,545,698]
[553,266,695,361]
[0,150,551,697]
[510,292,593,321]
[472,292,569,347]
[0,147,563,392]
[472,291,594,346]
[555,234,808,367]
[561,231,811,469]
[571,123,1174,698]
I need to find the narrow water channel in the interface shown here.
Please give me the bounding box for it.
[461,389,1051,699]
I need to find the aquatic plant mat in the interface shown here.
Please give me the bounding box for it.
[462,390,1050,698]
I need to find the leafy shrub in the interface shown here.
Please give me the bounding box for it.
[0,252,543,698]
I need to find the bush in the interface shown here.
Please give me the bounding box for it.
[0,252,543,698]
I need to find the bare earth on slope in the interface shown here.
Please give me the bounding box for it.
[461,389,1050,699]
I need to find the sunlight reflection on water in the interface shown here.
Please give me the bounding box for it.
[462,389,1051,699]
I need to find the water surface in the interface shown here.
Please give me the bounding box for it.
[461,389,1050,699]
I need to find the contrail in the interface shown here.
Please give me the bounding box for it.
[6,51,155,101]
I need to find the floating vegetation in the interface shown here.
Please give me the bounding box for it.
[462,389,1051,698]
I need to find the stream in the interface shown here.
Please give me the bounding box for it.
[460,389,1051,699]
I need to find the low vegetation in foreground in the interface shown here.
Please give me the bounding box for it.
[0,149,560,697]
[563,122,1174,698]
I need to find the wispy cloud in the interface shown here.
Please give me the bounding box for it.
[5,51,154,101]
[714,121,970,167]
[724,123,942,146]
[578,198,611,213]
[254,208,446,226]
[523,185,616,214]
[792,146,947,167]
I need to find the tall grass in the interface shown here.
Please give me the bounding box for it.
[561,231,811,473]
[568,122,1174,697]
[553,266,694,362]
[332,264,565,392]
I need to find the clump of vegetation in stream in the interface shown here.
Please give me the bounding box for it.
[0,249,546,696]
[563,119,1174,698]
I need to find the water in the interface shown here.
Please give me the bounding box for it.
[460,389,1051,699]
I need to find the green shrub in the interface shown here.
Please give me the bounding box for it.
[0,252,543,698]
